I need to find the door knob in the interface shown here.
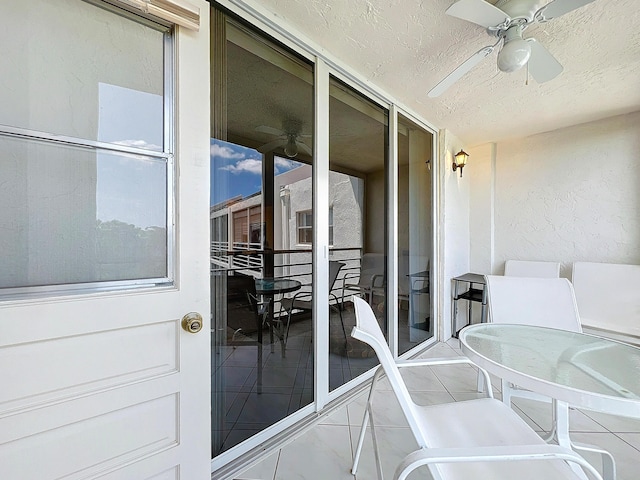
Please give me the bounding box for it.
[182,312,203,333]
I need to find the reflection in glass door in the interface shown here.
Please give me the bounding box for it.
[397,114,434,354]
[328,76,389,391]
[210,14,314,457]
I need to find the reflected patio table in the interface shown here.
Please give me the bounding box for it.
[255,278,302,296]
[255,278,302,357]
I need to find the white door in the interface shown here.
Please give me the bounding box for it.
[0,2,211,479]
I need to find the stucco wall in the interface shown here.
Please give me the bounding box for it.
[439,129,471,339]
[469,111,640,279]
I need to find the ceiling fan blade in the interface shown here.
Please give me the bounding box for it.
[445,0,509,28]
[428,44,496,98]
[535,0,596,21]
[526,38,563,83]
[257,138,286,153]
[255,125,285,136]
[298,142,312,156]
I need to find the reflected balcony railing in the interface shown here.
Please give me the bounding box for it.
[210,242,365,311]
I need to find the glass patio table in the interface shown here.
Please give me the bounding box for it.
[460,323,640,479]
[254,278,302,296]
[254,278,302,357]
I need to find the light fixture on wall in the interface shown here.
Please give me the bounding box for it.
[452,150,468,177]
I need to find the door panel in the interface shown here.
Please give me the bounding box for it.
[0,1,211,478]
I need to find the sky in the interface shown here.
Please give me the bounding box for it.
[210,139,301,206]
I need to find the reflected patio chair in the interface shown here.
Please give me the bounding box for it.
[278,261,348,351]
[225,273,269,392]
[350,296,601,480]
[341,253,385,308]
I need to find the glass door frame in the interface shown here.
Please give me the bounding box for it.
[211,0,440,473]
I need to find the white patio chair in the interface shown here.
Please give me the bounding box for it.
[482,275,583,401]
[349,296,601,480]
[504,259,561,278]
[482,276,615,479]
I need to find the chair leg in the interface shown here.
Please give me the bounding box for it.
[369,405,384,480]
[351,406,369,475]
[572,442,616,480]
[351,367,384,478]
[501,378,513,407]
[476,370,485,393]
[331,294,347,344]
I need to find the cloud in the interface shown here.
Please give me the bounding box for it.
[220,158,263,175]
[211,143,245,159]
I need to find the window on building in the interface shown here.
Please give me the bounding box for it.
[297,208,333,245]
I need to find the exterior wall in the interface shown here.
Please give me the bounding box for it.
[469,111,640,279]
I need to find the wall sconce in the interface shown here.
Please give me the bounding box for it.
[452,150,469,177]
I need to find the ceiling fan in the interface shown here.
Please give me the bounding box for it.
[428,0,597,97]
[256,120,312,158]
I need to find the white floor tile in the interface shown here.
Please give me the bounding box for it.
[617,432,640,451]
[349,425,419,480]
[317,404,349,426]
[275,424,354,480]
[234,451,279,480]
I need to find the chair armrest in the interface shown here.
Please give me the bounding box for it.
[394,445,603,480]
[342,272,360,282]
[370,273,384,288]
[396,357,494,399]
[290,291,313,302]
[411,279,429,292]
[396,357,479,368]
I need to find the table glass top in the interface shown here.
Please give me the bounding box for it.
[254,278,301,294]
[460,324,640,401]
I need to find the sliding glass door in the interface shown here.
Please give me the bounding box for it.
[328,76,388,391]
[397,114,435,354]
[210,14,314,457]
[209,4,436,467]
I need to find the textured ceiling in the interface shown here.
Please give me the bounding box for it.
[248,0,640,146]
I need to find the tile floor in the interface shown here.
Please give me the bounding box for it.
[213,302,432,456]
[232,339,640,480]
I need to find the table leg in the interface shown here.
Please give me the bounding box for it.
[552,400,616,480]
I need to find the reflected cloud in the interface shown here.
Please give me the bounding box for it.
[211,143,246,159]
[275,157,302,172]
[220,158,262,175]
[113,139,162,151]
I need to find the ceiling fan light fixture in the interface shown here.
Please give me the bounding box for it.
[497,37,532,72]
[284,135,299,158]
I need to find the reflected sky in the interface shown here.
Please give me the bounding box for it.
[210,139,301,206]
[96,83,165,228]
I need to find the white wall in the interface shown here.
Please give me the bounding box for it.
[469,111,640,279]
[438,129,471,339]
